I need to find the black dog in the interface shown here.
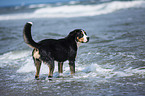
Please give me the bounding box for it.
[23,22,89,80]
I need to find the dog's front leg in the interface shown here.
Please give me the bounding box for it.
[69,61,75,74]
[58,62,63,74]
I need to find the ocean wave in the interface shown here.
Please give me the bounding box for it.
[0,1,145,20]
[0,50,31,68]
[0,50,30,60]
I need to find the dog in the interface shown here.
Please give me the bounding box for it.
[23,22,89,80]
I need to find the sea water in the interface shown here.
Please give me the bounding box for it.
[0,0,145,96]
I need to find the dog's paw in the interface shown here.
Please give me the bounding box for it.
[35,76,39,80]
[48,76,53,81]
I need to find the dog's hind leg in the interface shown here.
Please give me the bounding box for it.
[58,62,63,74]
[32,49,41,80]
[48,61,55,80]
[34,59,42,80]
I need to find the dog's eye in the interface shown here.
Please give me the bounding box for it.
[78,35,82,39]
[80,33,84,38]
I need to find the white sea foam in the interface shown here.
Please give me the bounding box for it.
[17,62,143,80]
[0,50,31,68]
[0,50,30,60]
[1,50,145,81]
[28,4,48,8]
[0,1,145,20]
[16,59,35,73]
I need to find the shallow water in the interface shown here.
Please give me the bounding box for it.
[0,0,145,96]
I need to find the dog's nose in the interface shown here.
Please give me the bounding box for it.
[87,37,89,42]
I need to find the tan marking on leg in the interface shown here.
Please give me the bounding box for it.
[47,61,55,78]
[34,59,41,80]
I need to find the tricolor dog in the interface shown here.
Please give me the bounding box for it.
[23,22,89,80]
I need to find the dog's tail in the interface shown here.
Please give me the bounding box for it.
[23,22,39,49]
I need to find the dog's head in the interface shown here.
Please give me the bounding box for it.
[68,29,89,43]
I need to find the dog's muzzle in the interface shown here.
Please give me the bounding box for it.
[86,37,89,43]
[83,37,89,43]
